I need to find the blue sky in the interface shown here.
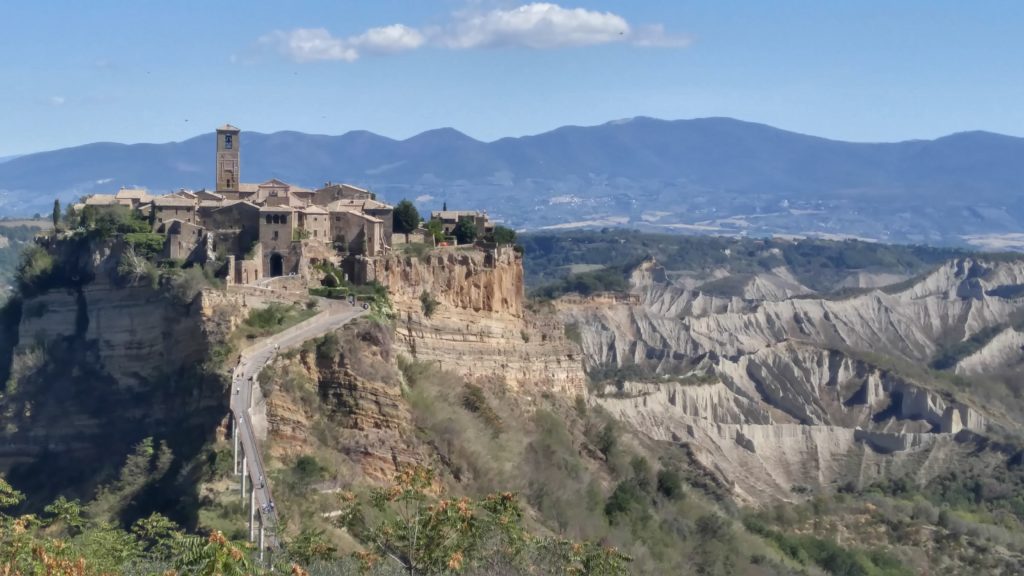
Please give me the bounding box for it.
[1,0,1023,156]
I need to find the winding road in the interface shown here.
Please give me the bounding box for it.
[230,299,368,550]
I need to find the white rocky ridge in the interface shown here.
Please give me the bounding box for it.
[562,257,1024,502]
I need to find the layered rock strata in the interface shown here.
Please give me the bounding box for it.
[567,258,1024,501]
[382,247,586,394]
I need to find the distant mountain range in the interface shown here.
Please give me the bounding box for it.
[2,117,1024,247]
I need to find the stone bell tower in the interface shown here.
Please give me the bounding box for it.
[215,124,240,192]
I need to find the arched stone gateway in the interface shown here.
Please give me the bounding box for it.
[269,253,284,277]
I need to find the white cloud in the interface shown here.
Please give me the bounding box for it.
[262,23,424,62]
[444,3,629,49]
[350,24,426,54]
[262,3,687,63]
[49,96,66,106]
[261,28,358,62]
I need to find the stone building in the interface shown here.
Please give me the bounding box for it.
[259,205,296,277]
[155,219,204,260]
[215,124,240,193]
[84,124,403,285]
[153,196,197,226]
[431,210,493,238]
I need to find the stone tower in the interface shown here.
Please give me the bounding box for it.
[215,124,240,192]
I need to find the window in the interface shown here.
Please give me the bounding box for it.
[265,215,272,224]
[335,216,340,222]
[314,229,318,237]
[224,135,233,149]
[273,230,278,240]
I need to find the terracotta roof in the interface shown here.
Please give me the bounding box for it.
[301,205,328,214]
[154,196,196,207]
[161,219,202,234]
[84,194,118,205]
[327,198,392,211]
[432,210,486,220]
[317,182,369,194]
[238,183,260,193]
[115,188,150,200]
[196,190,224,201]
[333,209,382,224]
[214,200,259,211]
[218,124,240,132]
[259,178,290,188]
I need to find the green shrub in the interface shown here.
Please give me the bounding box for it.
[293,455,326,481]
[167,266,209,305]
[244,303,296,330]
[15,245,54,296]
[420,290,439,317]
[123,232,165,260]
[461,383,502,436]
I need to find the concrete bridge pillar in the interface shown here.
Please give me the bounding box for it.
[249,489,256,542]
[241,456,247,501]
[259,517,265,561]
[233,417,240,475]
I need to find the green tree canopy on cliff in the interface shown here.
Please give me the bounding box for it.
[454,218,477,245]
[393,200,421,234]
[490,225,516,245]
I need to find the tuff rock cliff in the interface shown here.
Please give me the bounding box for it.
[382,247,586,394]
[258,321,424,483]
[0,239,245,512]
[560,257,1024,503]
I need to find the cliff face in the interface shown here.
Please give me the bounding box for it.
[0,241,241,514]
[14,284,215,389]
[259,322,423,483]
[562,257,1024,502]
[381,247,585,395]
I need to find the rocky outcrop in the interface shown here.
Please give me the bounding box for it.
[260,323,423,483]
[0,264,244,508]
[569,258,1024,371]
[15,283,215,389]
[383,247,586,394]
[955,328,1024,376]
[382,247,524,317]
[568,257,1023,502]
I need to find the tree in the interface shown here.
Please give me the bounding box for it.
[393,199,421,234]
[454,218,477,245]
[175,531,253,576]
[492,225,516,245]
[426,219,445,244]
[52,199,61,229]
[656,466,684,501]
[286,528,337,565]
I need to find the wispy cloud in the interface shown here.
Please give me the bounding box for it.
[48,96,66,106]
[260,3,688,63]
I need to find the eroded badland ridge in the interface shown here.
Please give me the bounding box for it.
[562,256,1024,503]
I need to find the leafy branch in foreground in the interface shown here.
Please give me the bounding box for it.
[335,464,631,575]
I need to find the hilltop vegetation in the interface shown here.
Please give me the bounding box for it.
[520,230,977,296]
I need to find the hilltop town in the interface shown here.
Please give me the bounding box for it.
[75,124,500,286]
